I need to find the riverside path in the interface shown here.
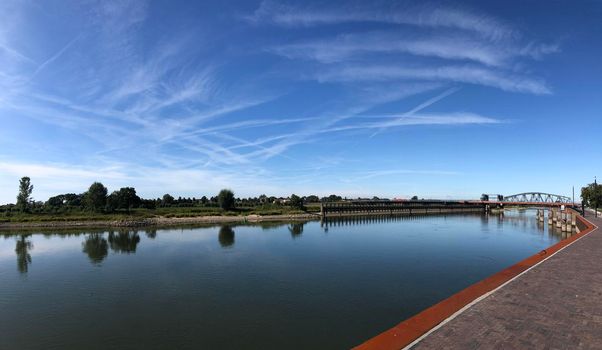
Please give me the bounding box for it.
[410,211,602,349]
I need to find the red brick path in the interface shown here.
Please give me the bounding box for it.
[411,213,602,349]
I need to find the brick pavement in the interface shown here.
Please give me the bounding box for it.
[411,213,602,349]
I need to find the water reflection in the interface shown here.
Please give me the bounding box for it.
[218,226,235,248]
[15,235,33,274]
[146,229,157,239]
[108,230,141,254]
[82,233,108,264]
[321,212,484,230]
[4,211,573,276]
[288,223,304,238]
[256,221,291,231]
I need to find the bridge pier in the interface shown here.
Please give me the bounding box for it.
[571,212,577,227]
[560,213,566,232]
[537,209,545,222]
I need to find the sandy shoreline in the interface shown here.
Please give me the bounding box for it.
[0,213,321,230]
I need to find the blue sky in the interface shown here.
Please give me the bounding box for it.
[0,0,601,203]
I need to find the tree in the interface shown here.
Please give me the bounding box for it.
[218,189,235,210]
[84,182,108,212]
[46,194,65,208]
[139,199,156,209]
[326,194,342,202]
[63,193,82,206]
[162,194,175,207]
[113,187,141,212]
[106,192,119,211]
[305,195,320,203]
[16,177,33,212]
[411,195,419,200]
[582,182,602,208]
[289,194,305,210]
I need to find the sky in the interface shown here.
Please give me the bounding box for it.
[0,0,601,203]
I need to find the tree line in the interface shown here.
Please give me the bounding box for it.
[3,177,350,214]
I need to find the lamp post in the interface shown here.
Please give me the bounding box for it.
[594,176,598,217]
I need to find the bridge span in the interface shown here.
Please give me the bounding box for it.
[320,192,577,218]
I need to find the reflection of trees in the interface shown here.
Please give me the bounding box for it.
[145,229,157,239]
[257,222,289,231]
[288,223,304,238]
[108,230,140,254]
[82,233,108,264]
[218,226,235,248]
[15,235,33,274]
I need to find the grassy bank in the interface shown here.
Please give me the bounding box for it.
[0,203,322,224]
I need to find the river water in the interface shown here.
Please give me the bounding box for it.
[0,210,567,349]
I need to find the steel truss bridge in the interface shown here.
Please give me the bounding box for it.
[502,192,572,204]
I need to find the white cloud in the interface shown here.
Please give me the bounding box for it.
[268,32,557,67]
[248,1,515,40]
[317,65,551,95]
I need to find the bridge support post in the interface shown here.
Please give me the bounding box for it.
[571,212,577,227]
[560,213,567,232]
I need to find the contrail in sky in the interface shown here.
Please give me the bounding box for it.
[31,34,82,79]
[370,86,460,137]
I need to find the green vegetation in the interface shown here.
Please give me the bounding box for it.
[0,177,332,223]
[289,194,304,210]
[218,189,235,210]
[581,182,602,208]
[16,177,33,212]
[84,182,108,212]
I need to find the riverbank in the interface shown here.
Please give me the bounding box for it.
[0,213,321,230]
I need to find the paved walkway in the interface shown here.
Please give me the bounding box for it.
[412,212,602,350]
